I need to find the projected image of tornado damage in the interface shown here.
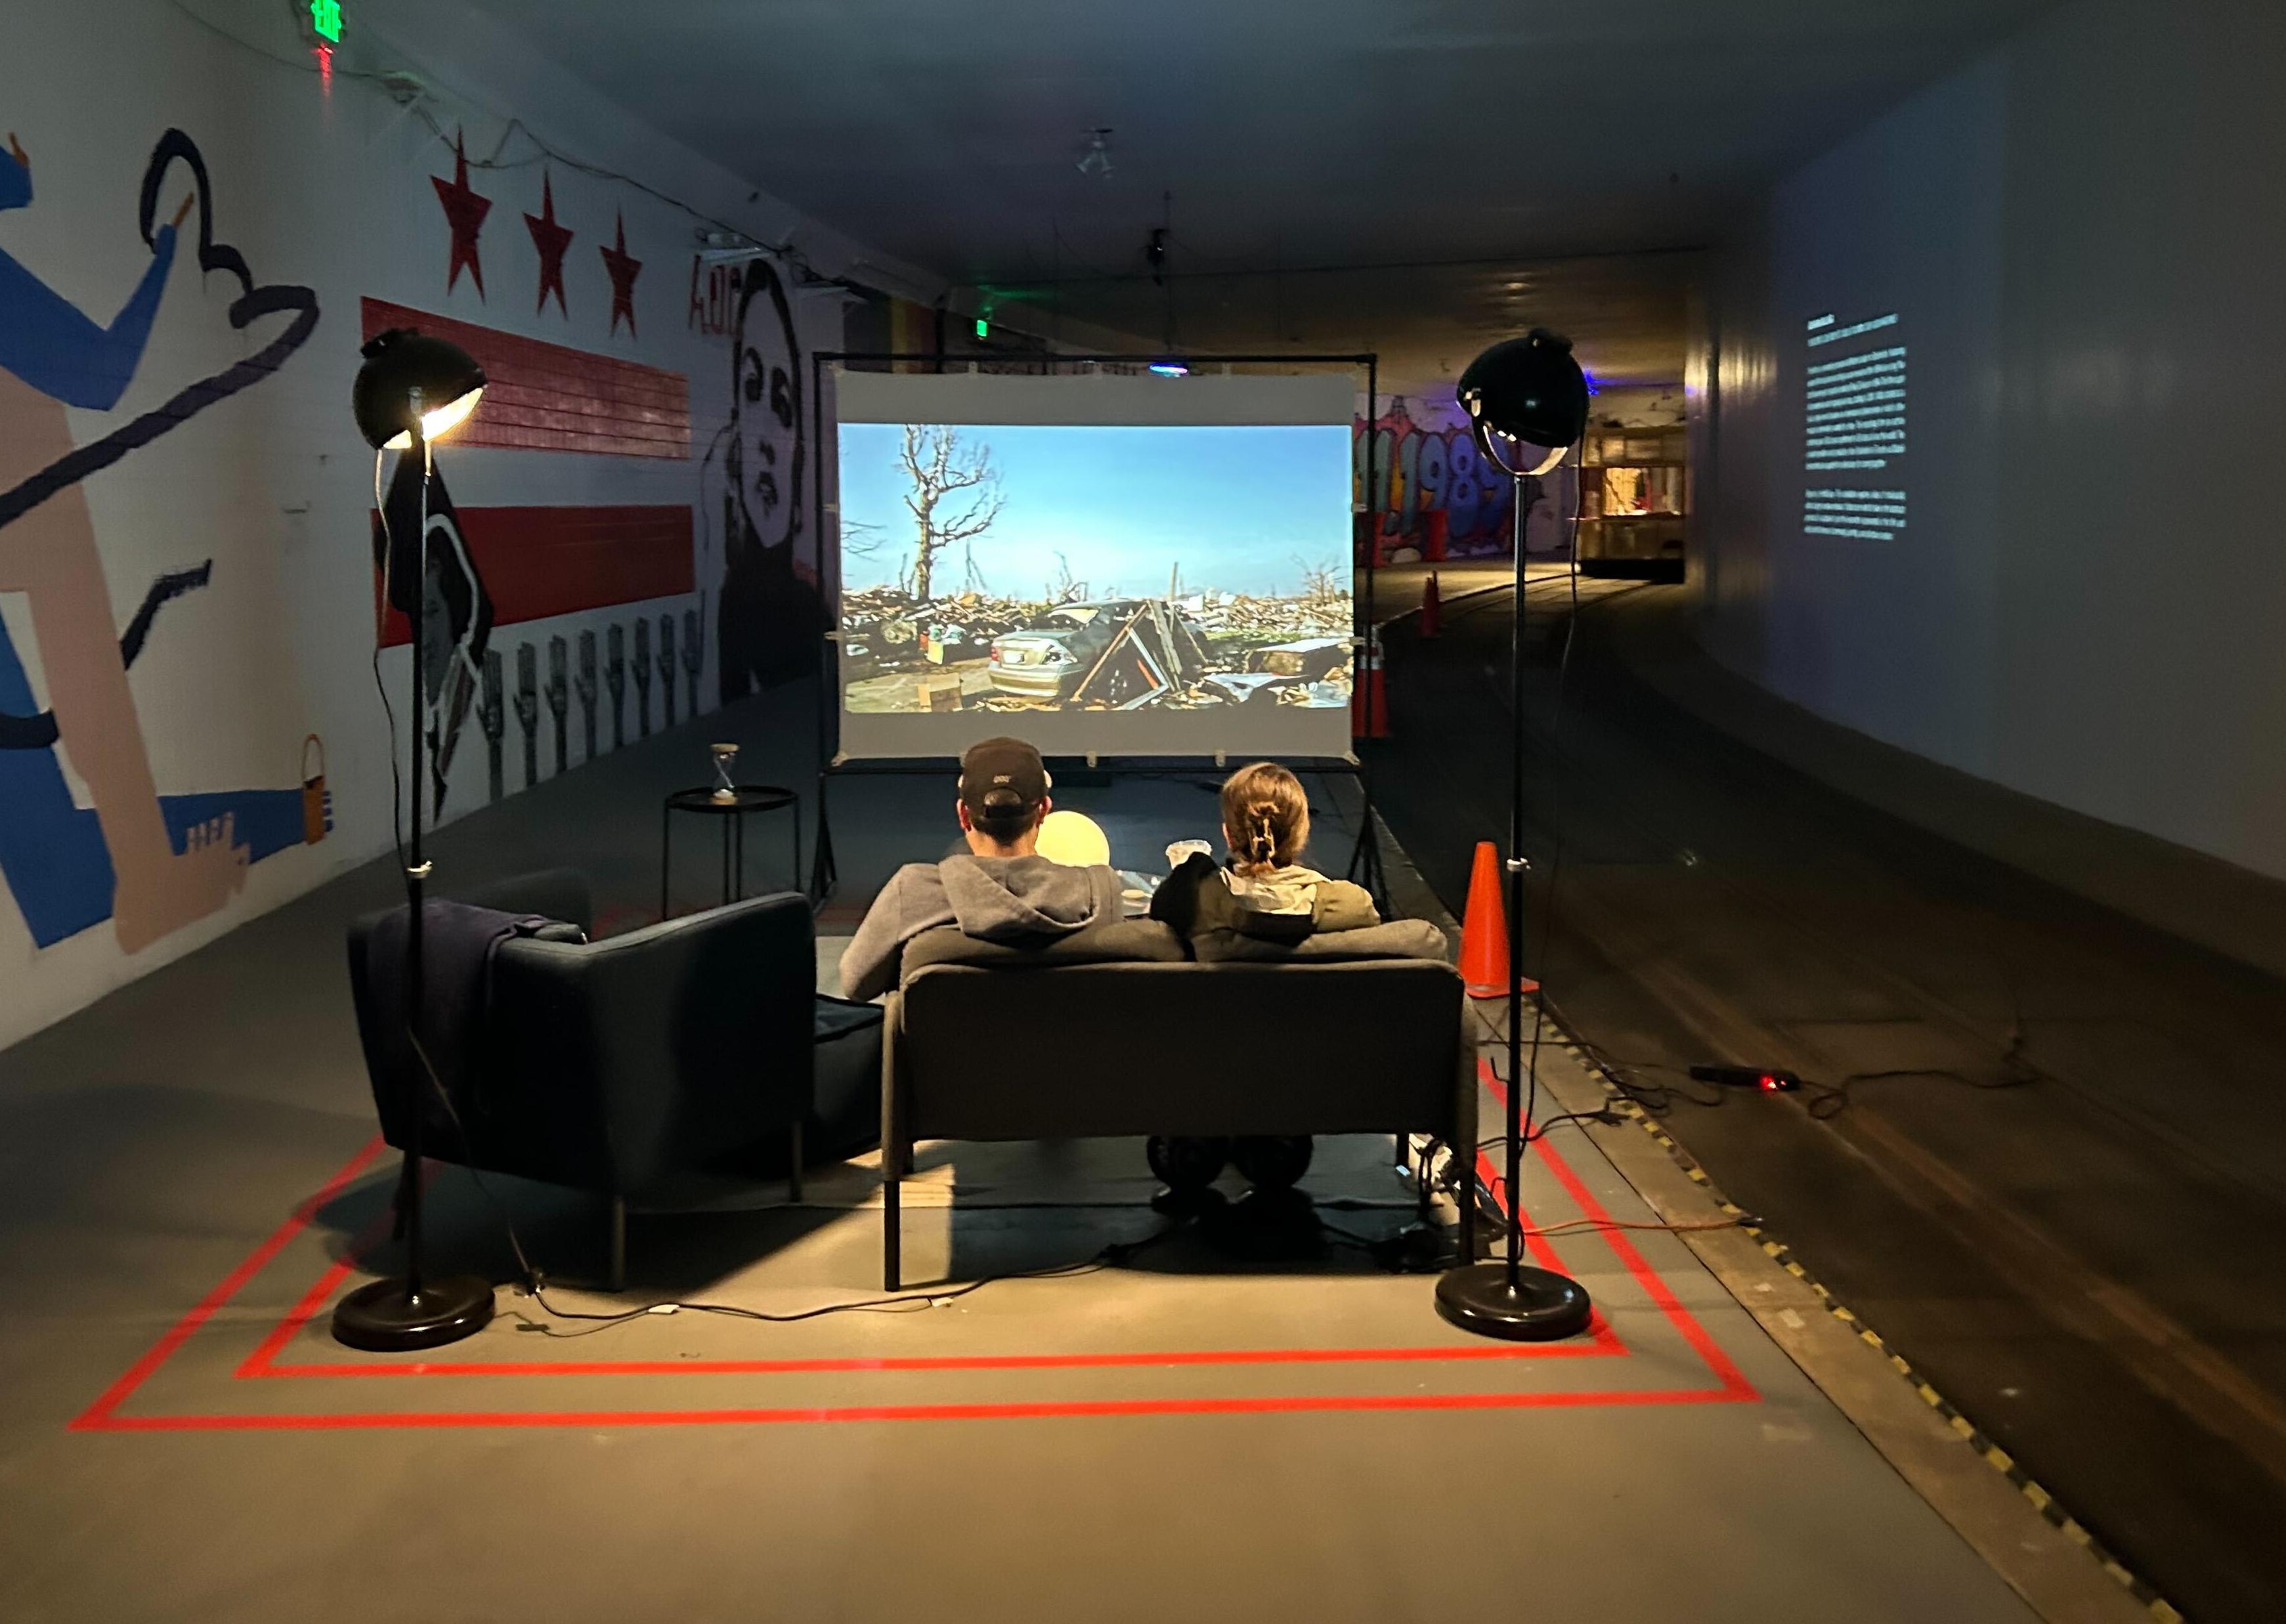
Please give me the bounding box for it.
[836,422,1353,716]
[1801,310,1907,542]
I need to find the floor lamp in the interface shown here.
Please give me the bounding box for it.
[332,328,495,1353]
[1434,330,1596,1341]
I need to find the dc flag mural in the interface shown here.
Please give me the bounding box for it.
[0,127,326,954]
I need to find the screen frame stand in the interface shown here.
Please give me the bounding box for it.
[804,350,1388,916]
[1345,354,1388,912]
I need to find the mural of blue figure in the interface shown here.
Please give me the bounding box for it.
[0,128,320,952]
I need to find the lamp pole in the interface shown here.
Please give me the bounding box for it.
[334,354,496,1352]
[1434,326,1593,1341]
[397,414,432,1304]
[1501,466,1530,1293]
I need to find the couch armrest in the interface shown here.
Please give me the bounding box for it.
[487,891,816,1193]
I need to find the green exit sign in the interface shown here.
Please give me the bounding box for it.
[311,0,343,43]
[974,317,989,339]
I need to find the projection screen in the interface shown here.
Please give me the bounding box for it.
[832,370,1356,761]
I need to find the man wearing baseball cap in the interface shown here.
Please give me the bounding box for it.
[840,737,1122,1001]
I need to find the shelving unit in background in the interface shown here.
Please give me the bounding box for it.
[1576,423,1687,580]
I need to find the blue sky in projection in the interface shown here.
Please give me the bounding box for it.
[836,423,1352,598]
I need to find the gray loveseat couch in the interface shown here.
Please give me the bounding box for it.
[878,917,1477,1287]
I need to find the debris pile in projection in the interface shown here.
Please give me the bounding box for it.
[840,583,1352,716]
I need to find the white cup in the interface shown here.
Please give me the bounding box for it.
[1165,839,1214,872]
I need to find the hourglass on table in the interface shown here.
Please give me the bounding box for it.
[662,746,800,918]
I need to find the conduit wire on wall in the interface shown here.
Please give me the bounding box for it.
[160,0,926,311]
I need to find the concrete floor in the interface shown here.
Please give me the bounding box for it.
[0,679,2080,1622]
[1373,580,2286,1623]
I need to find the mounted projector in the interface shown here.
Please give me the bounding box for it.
[1077,128,1114,179]
[695,229,790,267]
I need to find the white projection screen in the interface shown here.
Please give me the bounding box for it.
[832,370,1357,761]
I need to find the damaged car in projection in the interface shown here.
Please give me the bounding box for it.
[987,599,1213,708]
[986,600,1148,701]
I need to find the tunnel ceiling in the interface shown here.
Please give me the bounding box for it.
[458,0,2054,383]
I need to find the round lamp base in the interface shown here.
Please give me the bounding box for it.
[332,1273,496,1352]
[1434,1262,1593,1342]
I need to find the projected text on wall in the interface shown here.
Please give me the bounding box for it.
[1801,311,1907,542]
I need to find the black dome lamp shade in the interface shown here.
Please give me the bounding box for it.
[353,328,486,450]
[1457,328,1589,479]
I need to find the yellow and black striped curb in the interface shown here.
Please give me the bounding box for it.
[1541,1025,2185,1624]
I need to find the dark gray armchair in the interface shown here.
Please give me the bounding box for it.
[880,919,1477,1288]
[348,870,881,1288]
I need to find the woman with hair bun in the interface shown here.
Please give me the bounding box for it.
[1149,760,1379,944]
[1145,761,1381,1204]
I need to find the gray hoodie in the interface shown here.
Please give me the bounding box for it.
[838,854,1121,1002]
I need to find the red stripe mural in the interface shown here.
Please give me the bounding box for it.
[358,297,689,459]
[372,504,693,646]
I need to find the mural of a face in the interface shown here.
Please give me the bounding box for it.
[715,257,820,701]
[726,260,802,554]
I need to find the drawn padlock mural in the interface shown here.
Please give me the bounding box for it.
[479,649,506,803]
[515,643,540,788]
[633,619,653,738]
[546,635,570,775]
[658,614,678,729]
[299,735,332,845]
[576,630,599,761]
[605,624,627,750]
[681,607,703,720]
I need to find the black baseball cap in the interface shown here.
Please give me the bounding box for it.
[959,736,1050,819]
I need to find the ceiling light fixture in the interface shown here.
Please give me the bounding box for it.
[1077,127,1114,180]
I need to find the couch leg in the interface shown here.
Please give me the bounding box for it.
[883,1153,901,1292]
[607,1196,627,1294]
[788,1119,805,1204]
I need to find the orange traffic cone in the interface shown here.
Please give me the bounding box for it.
[1460,840,1540,1000]
[1350,631,1390,740]
[1459,842,1509,998]
[1419,572,1442,639]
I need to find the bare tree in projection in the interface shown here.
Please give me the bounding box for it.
[897,425,1003,602]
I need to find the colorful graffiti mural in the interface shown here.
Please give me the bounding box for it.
[1353,397,1519,562]
[0,127,325,954]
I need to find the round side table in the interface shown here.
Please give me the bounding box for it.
[661,784,800,918]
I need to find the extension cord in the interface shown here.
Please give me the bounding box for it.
[1690,1064,1802,1092]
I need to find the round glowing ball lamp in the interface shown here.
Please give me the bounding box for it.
[332,328,496,1354]
[1438,327,1595,1342]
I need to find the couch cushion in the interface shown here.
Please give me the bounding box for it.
[1191,918,1451,964]
[900,918,1187,979]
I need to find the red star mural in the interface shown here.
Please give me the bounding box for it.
[431,129,492,298]
[600,211,642,338]
[524,171,573,316]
